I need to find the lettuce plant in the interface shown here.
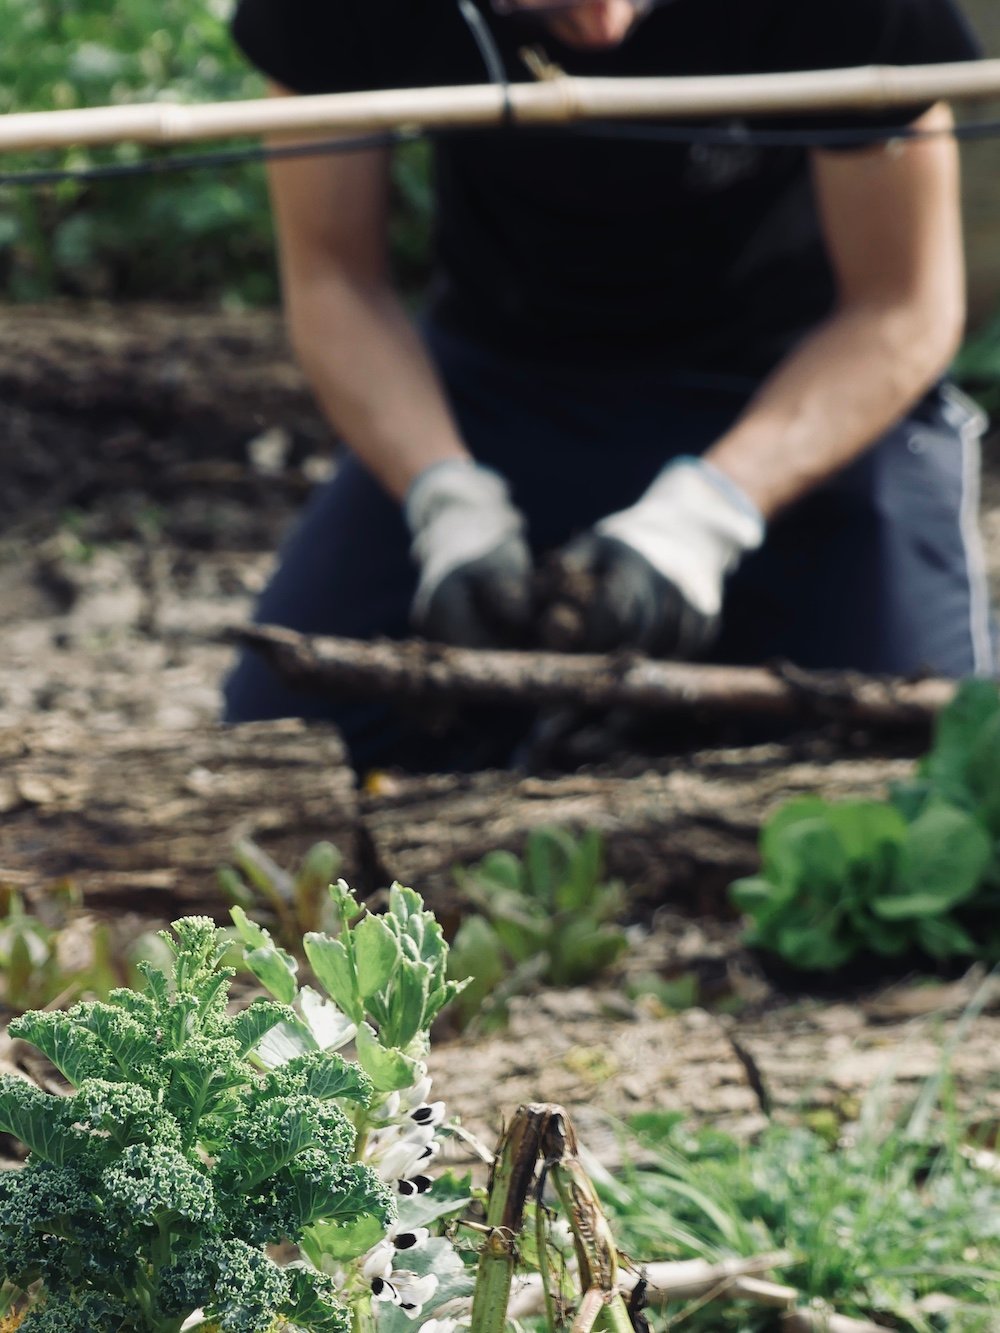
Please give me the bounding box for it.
[0,916,393,1332]
[732,680,1000,971]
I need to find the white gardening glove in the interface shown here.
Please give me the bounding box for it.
[545,456,764,657]
[404,459,533,648]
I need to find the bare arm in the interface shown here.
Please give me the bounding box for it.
[265,83,469,501]
[707,102,966,519]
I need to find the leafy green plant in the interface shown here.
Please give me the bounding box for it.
[731,680,1000,971]
[0,0,433,304]
[0,914,396,1331]
[953,311,1000,417]
[595,1063,1000,1331]
[0,882,154,1013]
[219,839,344,959]
[446,828,628,1029]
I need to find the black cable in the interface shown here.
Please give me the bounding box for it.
[570,115,1000,150]
[455,0,515,125]
[3,109,1000,192]
[0,127,414,189]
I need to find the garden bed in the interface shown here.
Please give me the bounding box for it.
[1,302,999,1156]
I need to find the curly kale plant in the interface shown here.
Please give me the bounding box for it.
[0,917,392,1333]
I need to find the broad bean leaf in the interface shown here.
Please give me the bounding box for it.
[353,914,402,1000]
[396,1170,474,1230]
[305,933,362,1024]
[255,1015,320,1069]
[232,907,301,1004]
[244,945,299,1006]
[374,1237,475,1333]
[386,960,431,1050]
[300,1210,387,1263]
[354,1023,422,1092]
[300,987,358,1052]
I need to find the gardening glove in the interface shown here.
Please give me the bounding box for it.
[544,456,764,658]
[405,458,533,648]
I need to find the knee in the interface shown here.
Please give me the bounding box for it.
[221,652,292,724]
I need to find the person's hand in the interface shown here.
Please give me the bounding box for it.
[405,459,533,647]
[543,456,764,657]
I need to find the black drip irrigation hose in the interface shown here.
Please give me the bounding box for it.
[2,114,1000,191]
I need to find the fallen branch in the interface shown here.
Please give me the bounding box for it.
[782,1312,888,1333]
[505,1253,797,1317]
[234,624,958,730]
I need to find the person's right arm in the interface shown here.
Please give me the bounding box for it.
[265,82,469,502]
[265,83,533,646]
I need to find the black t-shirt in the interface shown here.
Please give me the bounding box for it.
[231,0,981,376]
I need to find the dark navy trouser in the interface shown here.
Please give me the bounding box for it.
[224,321,994,767]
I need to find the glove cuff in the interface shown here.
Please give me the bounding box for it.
[404,459,513,537]
[644,456,765,553]
[594,456,764,619]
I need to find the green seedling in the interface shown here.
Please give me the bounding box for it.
[218,839,344,955]
[0,884,138,1013]
[596,1047,1000,1331]
[447,827,628,1030]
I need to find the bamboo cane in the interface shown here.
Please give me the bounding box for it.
[0,59,999,154]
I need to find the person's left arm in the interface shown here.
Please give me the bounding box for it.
[546,102,967,656]
[708,100,965,517]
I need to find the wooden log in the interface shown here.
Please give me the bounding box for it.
[235,624,958,731]
[0,719,358,917]
[0,304,321,448]
[361,749,914,916]
[0,719,913,923]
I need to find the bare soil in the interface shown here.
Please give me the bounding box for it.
[1,302,999,1148]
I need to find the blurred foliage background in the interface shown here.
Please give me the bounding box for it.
[0,0,999,420]
[0,0,433,305]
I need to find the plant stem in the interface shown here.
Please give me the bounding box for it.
[469,1105,553,1333]
[543,1116,633,1333]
